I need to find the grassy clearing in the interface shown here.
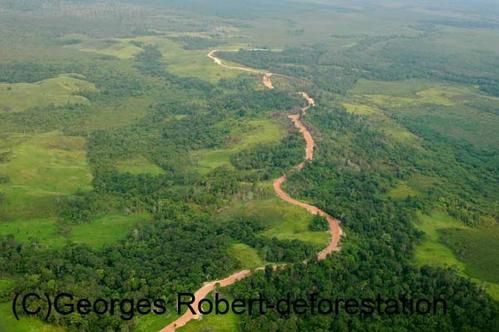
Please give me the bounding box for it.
[0,75,96,113]
[69,213,151,248]
[133,36,247,82]
[71,38,144,59]
[222,197,329,247]
[388,181,418,200]
[342,102,418,144]
[353,80,472,108]
[0,218,64,248]
[440,224,499,284]
[115,156,164,175]
[0,302,65,332]
[413,210,499,301]
[0,132,92,220]
[73,35,246,82]
[413,210,467,270]
[229,243,264,269]
[133,311,178,332]
[0,279,14,294]
[83,95,155,131]
[349,79,436,97]
[0,213,150,249]
[349,79,499,150]
[178,309,239,332]
[191,119,285,174]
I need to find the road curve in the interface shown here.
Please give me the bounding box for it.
[160,50,342,332]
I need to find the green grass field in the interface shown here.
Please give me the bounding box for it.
[115,156,164,175]
[387,181,419,200]
[0,213,150,249]
[0,132,92,220]
[0,75,96,113]
[68,213,151,248]
[178,309,238,332]
[133,311,178,332]
[413,210,467,270]
[349,79,499,150]
[71,38,144,59]
[191,119,285,174]
[71,35,247,83]
[221,197,329,248]
[0,302,66,332]
[414,210,499,301]
[342,102,419,144]
[0,278,14,295]
[229,243,264,269]
[440,224,499,284]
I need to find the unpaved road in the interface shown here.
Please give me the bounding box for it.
[161,50,342,332]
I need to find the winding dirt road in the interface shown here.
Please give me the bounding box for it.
[161,50,342,332]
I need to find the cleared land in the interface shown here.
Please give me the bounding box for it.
[0,75,96,113]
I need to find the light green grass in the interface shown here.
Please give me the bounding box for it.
[349,79,499,150]
[388,182,418,200]
[0,302,66,332]
[191,119,285,174]
[69,213,151,248]
[0,279,14,295]
[72,38,144,59]
[414,210,467,269]
[0,218,65,248]
[414,210,499,301]
[229,243,264,269]
[0,75,96,113]
[134,36,247,82]
[133,311,178,332]
[0,132,92,220]
[350,79,437,97]
[115,156,164,175]
[342,102,418,144]
[178,309,238,332]
[440,224,499,284]
[0,214,149,249]
[74,35,246,82]
[83,95,154,131]
[222,197,329,247]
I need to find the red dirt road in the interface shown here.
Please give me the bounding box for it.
[160,51,343,332]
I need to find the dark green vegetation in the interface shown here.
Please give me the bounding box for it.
[0,0,498,331]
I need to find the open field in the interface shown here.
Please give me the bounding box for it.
[134,312,178,332]
[440,223,499,284]
[0,75,96,113]
[221,197,329,248]
[0,302,66,332]
[414,210,499,300]
[68,213,151,248]
[115,156,164,175]
[191,119,286,174]
[0,213,150,249]
[178,305,238,332]
[349,79,499,150]
[71,35,247,83]
[228,243,264,269]
[0,132,92,220]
